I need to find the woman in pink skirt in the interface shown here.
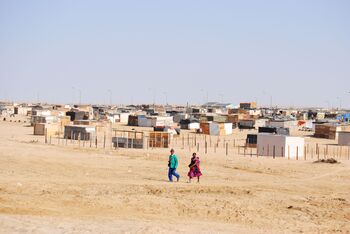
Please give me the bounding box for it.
[188,153,202,183]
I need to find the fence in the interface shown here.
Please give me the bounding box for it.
[42,131,350,161]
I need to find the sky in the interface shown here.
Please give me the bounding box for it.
[0,0,349,108]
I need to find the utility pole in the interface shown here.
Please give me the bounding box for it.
[71,86,75,105]
[163,92,168,105]
[270,95,273,109]
[337,97,342,110]
[78,89,82,105]
[107,89,112,106]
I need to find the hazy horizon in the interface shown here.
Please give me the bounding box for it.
[1,1,349,108]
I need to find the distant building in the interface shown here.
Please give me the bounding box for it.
[240,102,257,110]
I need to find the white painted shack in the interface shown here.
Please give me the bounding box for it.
[16,106,32,115]
[209,122,233,136]
[257,134,304,158]
[138,116,174,127]
[255,119,269,129]
[31,115,58,126]
[119,113,130,124]
[32,109,52,117]
[338,132,350,146]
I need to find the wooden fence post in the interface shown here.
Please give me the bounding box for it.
[262,147,264,157]
[182,135,185,149]
[45,128,48,144]
[296,146,299,160]
[226,143,228,156]
[205,142,207,154]
[103,132,106,149]
[288,145,290,160]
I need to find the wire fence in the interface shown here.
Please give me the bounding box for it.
[42,131,350,161]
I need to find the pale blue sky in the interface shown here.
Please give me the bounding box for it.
[0,0,349,107]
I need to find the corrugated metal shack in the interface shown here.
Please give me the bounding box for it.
[314,124,338,139]
[238,119,255,129]
[338,131,350,146]
[200,122,233,136]
[128,115,140,126]
[66,111,89,121]
[180,119,200,130]
[64,125,96,140]
[112,130,144,148]
[259,127,290,136]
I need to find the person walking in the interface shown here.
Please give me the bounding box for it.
[187,152,202,183]
[168,149,180,182]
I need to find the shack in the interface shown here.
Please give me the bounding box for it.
[200,122,233,136]
[31,115,57,126]
[66,111,89,121]
[149,132,171,148]
[268,120,298,129]
[112,130,144,148]
[238,119,255,129]
[138,116,174,127]
[338,131,350,146]
[257,134,305,158]
[33,123,59,137]
[179,119,200,130]
[64,125,96,140]
[258,127,290,136]
[314,123,341,140]
[246,134,257,148]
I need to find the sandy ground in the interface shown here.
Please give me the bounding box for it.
[0,121,350,233]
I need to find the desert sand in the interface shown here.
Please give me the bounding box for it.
[0,121,349,233]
